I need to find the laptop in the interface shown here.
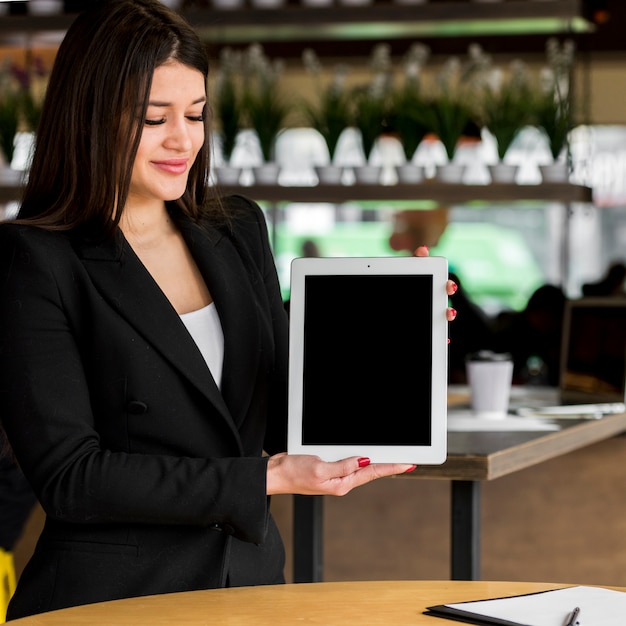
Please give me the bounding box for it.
[558,296,626,406]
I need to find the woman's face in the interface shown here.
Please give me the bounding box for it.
[128,61,206,209]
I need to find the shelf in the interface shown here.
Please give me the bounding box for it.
[210,182,593,204]
[0,14,74,46]
[0,1,593,47]
[187,0,593,45]
[0,181,592,207]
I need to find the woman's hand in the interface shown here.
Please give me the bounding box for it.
[266,453,415,496]
[414,245,458,322]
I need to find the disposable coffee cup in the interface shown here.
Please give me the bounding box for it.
[466,350,514,419]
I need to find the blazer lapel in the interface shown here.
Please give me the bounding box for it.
[74,225,241,439]
[176,217,262,430]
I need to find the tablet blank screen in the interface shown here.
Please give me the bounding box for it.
[301,274,433,446]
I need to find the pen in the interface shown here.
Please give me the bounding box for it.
[564,606,580,626]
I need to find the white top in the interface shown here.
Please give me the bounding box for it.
[180,302,224,389]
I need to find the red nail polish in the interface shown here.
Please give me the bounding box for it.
[358,457,371,468]
[450,308,457,318]
[447,338,451,345]
[451,282,458,293]
[404,465,417,474]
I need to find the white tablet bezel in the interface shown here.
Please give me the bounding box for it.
[287,255,449,464]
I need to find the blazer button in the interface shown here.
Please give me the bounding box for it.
[126,401,148,415]
[210,523,234,535]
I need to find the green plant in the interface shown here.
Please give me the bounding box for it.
[0,59,20,165]
[388,43,431,162]
[9,57,47,131]
[532,38,576,161]
[352,87,388,162]
[0,56,48,166]
[241,44,291,162]
[479,60,534,160]
[425,95,473,162]
[350,43,393,162]
[389,87,431,162]
[301,49,351,163]
[0,91,19,165]
[21,91,43,133]
[214,48,243,164]
[533,87,571,161]
[423,46,485,161]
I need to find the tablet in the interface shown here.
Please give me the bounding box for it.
[287,255,449,464]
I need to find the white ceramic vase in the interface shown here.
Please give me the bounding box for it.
[211,0,245,8]
[315,165,344,185]
[539,162,570,183]
[396,164,425,184]
[0,166,25,185]
[301,0,334,6]
[28,0,63,14]
[435,163,465,183]
[252,163,281,185]
[213,165,242,186]
[353,165,383,185]
[488,163,519,184]
[250,0,286,8]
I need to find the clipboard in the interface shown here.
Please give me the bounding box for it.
[424,585,626,625]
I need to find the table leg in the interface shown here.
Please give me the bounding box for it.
[293,494,324,583]
[450,480,481,580]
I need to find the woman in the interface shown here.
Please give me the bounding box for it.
[0,0,457,619]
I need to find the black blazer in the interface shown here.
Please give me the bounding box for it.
[0,195,289,619]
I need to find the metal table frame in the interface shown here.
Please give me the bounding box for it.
[292,410,626,582]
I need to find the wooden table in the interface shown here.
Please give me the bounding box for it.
[10,580,624,625]
[293,388,626,583]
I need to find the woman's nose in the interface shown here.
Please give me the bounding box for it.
[164,119,193,151]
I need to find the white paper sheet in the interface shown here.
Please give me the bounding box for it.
[448,411,560,432]
[439,585,626,626]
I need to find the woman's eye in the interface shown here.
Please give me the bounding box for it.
[187,114,204,122]
[145,118,165,126]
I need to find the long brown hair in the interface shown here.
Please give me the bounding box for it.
[17,0,225,238]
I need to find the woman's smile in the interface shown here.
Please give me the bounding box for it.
[152,158,190,175]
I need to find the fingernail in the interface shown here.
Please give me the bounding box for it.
[421,245,429,253]
[358,457,371,468]
[450,308,457,318]
[447,338,450,344]
[451,282,458,293]
[404,465,417,474]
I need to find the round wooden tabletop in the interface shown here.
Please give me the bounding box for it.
[11,579,621,625]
